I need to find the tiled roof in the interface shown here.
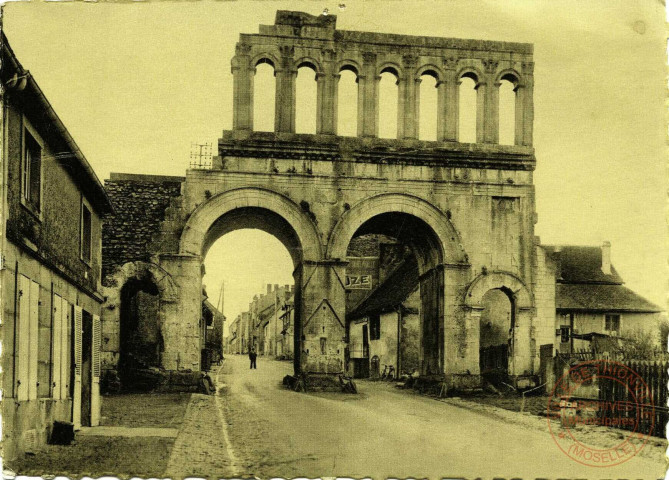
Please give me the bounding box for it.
[543,245,623,284]
[203,299,225,319]
[556,284,661,313]
[347,256,419,320]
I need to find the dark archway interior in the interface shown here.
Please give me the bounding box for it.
[351,213,443,271]
[479,287,514,374]
[119,277,161,389]
[344,212,444,378]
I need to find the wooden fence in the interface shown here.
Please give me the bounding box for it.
[597,360,668,438]
[555,354,668,438]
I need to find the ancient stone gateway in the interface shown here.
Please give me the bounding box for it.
[135,11,538,388]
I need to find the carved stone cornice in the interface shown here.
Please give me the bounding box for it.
[217,131,537,171]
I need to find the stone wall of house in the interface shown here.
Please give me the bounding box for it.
[5,103,104,295]
[102,173,184,280]
[534,245,557,366]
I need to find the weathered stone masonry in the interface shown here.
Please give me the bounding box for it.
[102,173,184,280]
[102,11,541,389]
[101,173,184,380]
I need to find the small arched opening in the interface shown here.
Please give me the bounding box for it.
[337,66,359,136]
[295,63,318,134]
[479,288,514,375]
[378,67,400,139]
[418,72,439,141]
[499,73,519,145]
[253,58,276,132]
[458,72,478,143]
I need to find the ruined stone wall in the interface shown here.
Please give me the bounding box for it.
[142,12,540,383]
[103,173,184,280]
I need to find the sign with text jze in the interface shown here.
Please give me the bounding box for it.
[345,275,372,290]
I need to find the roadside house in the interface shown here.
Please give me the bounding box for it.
[0,35,113,460]
[544,243,663,355]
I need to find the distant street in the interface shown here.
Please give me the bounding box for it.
[218,355,666,479]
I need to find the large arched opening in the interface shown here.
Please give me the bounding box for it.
[329,194,468,379]
[178,189,323,375]
[203,226,295,368]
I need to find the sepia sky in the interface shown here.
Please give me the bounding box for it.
[3,0,666,322]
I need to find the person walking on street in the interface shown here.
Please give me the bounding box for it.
[249,348,257,369]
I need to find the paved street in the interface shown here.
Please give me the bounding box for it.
[214,355,666,479]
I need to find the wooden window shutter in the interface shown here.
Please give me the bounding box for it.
[91,314,102,426]
[16,275,31,401]
[74,306,83,376]
[72,305,83,429]
[52,294,63,400]
[92,314,101,379]
[61,302,71,399]
[28,280,40,401]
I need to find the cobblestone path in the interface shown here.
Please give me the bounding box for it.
[163,365,239,479]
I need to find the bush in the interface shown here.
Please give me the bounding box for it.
[619,328,662,360]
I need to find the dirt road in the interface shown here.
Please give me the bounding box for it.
[220,355,666,479]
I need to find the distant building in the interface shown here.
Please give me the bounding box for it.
[229,284,294,358]
[0,35,113,459]
[277,296,294,359]
[202,296,225,370]
[544,242,663,355]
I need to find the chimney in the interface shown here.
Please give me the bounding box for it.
[267,284,272,294]
[284,284,290,292]
[601,241,611,275]
[274,283,279,292]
